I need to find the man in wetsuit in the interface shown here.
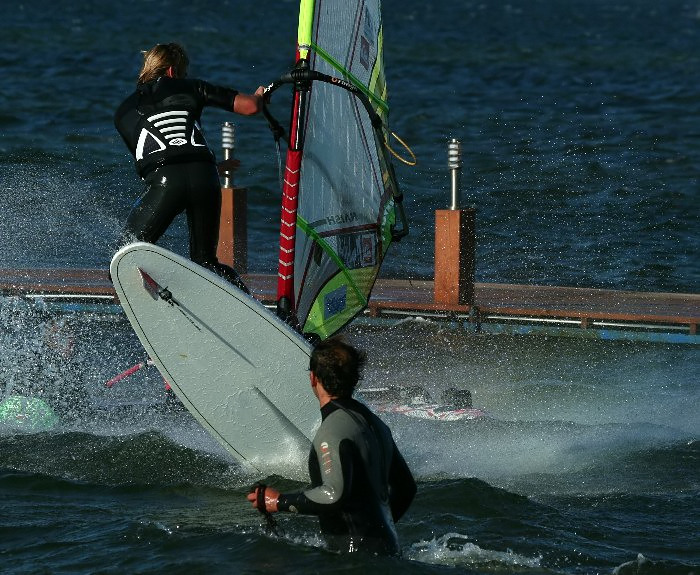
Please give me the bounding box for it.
[114,42,264,292]
[247,337,417,556]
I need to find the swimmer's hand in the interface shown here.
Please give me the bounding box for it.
[247,483,280,513]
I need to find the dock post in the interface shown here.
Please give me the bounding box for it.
[217,122,248,273]
[434,139,475,306]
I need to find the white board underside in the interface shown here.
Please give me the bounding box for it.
[110,243,319,473]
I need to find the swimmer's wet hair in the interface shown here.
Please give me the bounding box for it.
[309,336,367,398]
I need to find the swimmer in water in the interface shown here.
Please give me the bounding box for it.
[248,336,417,556]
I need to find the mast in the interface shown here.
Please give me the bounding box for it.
[276,0,315,323]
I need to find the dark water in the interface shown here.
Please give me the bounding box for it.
[1,0,699,573]
[1,0,698,291]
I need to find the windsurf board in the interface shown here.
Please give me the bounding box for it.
[110,242,319,474]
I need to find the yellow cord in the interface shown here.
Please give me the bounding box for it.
[385,131,417,166]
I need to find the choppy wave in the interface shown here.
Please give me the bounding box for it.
[1,437,697,574]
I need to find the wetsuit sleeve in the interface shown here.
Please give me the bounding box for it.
[277,440,355,515]
[195,80,239,112]
[388,441,416,522]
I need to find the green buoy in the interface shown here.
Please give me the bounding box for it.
[0,395,59,431]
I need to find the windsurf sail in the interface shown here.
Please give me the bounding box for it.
[264,0,409,340]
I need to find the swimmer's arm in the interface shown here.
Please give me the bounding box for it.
[278,440,353,515]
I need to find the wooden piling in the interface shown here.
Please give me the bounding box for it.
[216,150,247,274]
[217,185,248,274]
[434,207,476,306]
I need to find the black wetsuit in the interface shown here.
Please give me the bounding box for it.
[114,76,248,291]
[277,397,417,556]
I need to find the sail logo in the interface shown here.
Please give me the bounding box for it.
[361,235,374,265]
[324,212,357,226]
[324,285,347,319]
[360,37,371,70]
[360,7,375,70]
[338,231,377,268]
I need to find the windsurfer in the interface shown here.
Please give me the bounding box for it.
[247,336,416,556]
[114,42,264,293]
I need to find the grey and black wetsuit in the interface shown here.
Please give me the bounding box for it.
[277,397,417,556]
[114,76,247,291]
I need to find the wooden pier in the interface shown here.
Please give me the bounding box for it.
[1,267,697,343]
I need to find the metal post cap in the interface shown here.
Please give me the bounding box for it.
[222,122,235,149]
[448,138,462,169]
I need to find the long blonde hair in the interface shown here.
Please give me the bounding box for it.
[137,43,189,85]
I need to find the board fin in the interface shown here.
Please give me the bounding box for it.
[139,268,173,304]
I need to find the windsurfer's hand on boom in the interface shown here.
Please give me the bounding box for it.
[233,86,266,115]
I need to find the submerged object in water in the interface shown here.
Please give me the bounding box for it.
[359,386,487,421]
